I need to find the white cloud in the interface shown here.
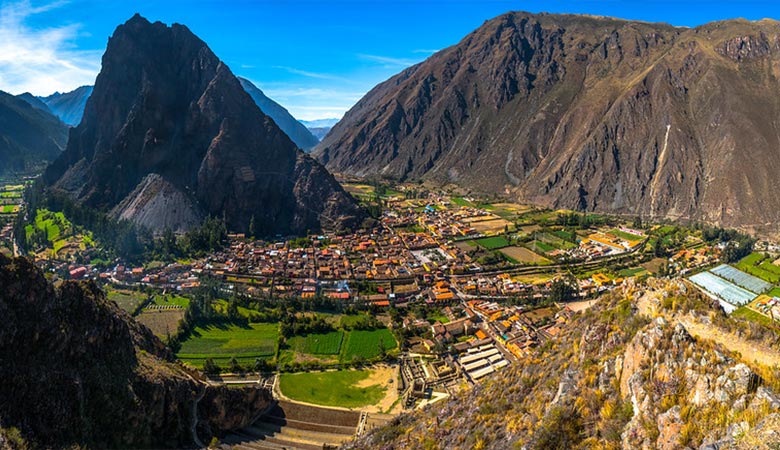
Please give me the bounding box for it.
[357,53,418,68]
[272,65,349,82]
[0,0,100,96]
[252,82,363,121]
[412,48,439,54]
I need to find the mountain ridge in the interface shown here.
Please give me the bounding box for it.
[44,14,364,235]
[314,11,780,232]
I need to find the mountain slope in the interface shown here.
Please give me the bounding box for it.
[45,14,363,235]
[349,280,780,449]
[0,254,271,449]
[315,12,780,231]
[0,91,68,175]
[16,92,52,114]
[238,77,320,151]
[40,85,94,126]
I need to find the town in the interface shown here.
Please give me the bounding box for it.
[3,175,775,448]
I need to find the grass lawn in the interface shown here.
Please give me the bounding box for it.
[177,322,279,367]
[474,235,510,250]
[342,329,397,362]
[279,369,386,408]
[287,330,344,355]
[530,240,556,253]
[768,288,780,298]
[618,267,649,277]
[151,294,191,308]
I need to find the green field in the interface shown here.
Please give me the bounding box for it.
[451,197,472,207]
[0,191,22,198]
[279,369,386,408]
[618,267,649,277]
[530,240,555,253]
[732,306,774,326]
[609,229,644,241]
[151,294,191,308]
[287,330,344,355]
[736,253,780,284]
[474,235,510,250]
[177,322,279,367]
[342,329,397,362]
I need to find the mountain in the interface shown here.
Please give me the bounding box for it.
[0,254,271,448]
[315,12,780,232]
[40,85,93,126]
[300,118,340,141]
[349,280,780,450]
[16,92,52,114]
[238,77,320,151]
[45,14,363,235]
[0,90,68,175]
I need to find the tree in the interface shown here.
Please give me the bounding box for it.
[249,215,256,239]
[549,279,576,303]
[228,357,242,374]
[653,238,667,258]
[203,358,220,375]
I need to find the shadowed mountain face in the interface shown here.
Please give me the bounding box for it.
[0,254,272,449]
[315,12,780,231]
[300,118,340,141]
[238,77,320,151]
[45,14,363,235]
[40,85,94,126]
[0,91,68,175]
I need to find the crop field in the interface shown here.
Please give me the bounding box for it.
[529,240,556,253]
[279,369,386,408]
[473,235,510,250]
[342,329,397,362]
[106,289,147,313]
[735,253,780,284]
[136,309,186,338]
[287,330,344,355]
[1,205,18,214]
[177,322,279,367]
[499,246,552,265]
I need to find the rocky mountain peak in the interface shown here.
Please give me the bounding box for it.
[45,14,363,235]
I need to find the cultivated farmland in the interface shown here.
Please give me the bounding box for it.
[342,329,397,362]
[177,322,279,367]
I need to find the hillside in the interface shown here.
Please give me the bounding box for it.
[300,118,339,141]
[238,77,320,151]
[40,85,94,126]
[0,91,68,175]
[44,14,364,235]
[0,254,271,449]
[315,12,780,232]
[349,279,780,449]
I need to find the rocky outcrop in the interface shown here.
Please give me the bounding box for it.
[0,90,68,175]
[0,254,272,448]
[315,12,780,232]
[45,14,364,236]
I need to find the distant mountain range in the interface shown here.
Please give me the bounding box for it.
[39,86,93,126]
[315,11,780,232]
[0,90,68,175]
[44,14,363,235]
[300,118,339,141]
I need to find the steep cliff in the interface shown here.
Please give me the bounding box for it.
[316,12,780,231]
[0,254,272,449]
[45,14,363,235]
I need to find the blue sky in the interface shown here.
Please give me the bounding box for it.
[3,0,780,120]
